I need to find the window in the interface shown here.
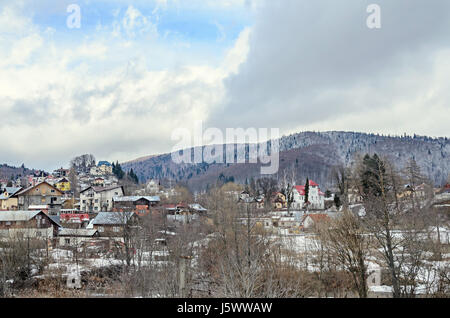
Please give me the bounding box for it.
[113,227,120,233]
[98,226,104,232]
[65,239,70,245]
[5,221,11,226]
[95,199,99,203]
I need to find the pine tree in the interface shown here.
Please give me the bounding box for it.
[128,168,139,184]
[113,161,125,180]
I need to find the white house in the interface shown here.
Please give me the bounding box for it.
[80,185,124,213]
[292,180,325,210]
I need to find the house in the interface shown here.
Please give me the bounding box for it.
[87,212,137,237]
[292,180,325,210]
[0,210,61,239]
[0,187,22,210]
[97,161,113,175]
[53,168,70,178]
[272,192,287,210]
[54,177,71,193]
[93,177,105,186]
[80,185,124,212]
[16,181,63,215]
[112,196,160,215]
[238,192,265,210]
[89,166,103,176]
[348,187,363,204]
[58,228,99,247]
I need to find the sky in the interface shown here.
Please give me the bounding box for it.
[0,0,449,171]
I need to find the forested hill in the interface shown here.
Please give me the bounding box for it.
[0,163,46,182]
[122,131,450,192]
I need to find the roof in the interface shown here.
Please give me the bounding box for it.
[294,180,321,195]
[16,181,63,196]
[49,215,62,228]
[113,196,160,202]
[0,187,23,200]
[56,177,69,183]
[189,203,207,212]
[308,180,319,187]
[80,185,124,194]
[59,228,98,237]
[28,205,49,210]
[5,187,22,195]
[0,211,61,227]
[302,214,330,223]
[91,212,135,225]
[294,186,306,195]
[54,168,69,172]
[0,211,41,222]
[97,161,112,167]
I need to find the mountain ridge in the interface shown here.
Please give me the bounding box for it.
[123,130,450,191]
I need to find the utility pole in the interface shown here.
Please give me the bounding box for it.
[27,237,30,276]
[179,256,191,297]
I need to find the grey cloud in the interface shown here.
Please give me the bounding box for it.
[208,0,450,132]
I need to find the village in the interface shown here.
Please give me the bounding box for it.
[0,155,449,298]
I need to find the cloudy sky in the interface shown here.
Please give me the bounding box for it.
[1,0,449,171]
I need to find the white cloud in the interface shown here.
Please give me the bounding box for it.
[0,2,251,170]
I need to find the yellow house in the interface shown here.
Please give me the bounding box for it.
[55,177,71,192]
[0,187,22,210]
[97,161,113,175]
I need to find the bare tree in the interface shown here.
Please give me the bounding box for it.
[280,167,296,213]
[70,154,96,174]
[256,178,277,212]
[68,168,79,198]
[332,165,351,210]
[318,211,372,298]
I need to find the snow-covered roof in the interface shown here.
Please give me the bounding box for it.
[59,228,98,237]
[0,211,41,222]
[28,205,49,210]
[112,196,160,202]
[91,212,135,225]
[188,203,207,211]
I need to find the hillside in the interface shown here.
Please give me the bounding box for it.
[0,163,46,182]
[122,131,450,192]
